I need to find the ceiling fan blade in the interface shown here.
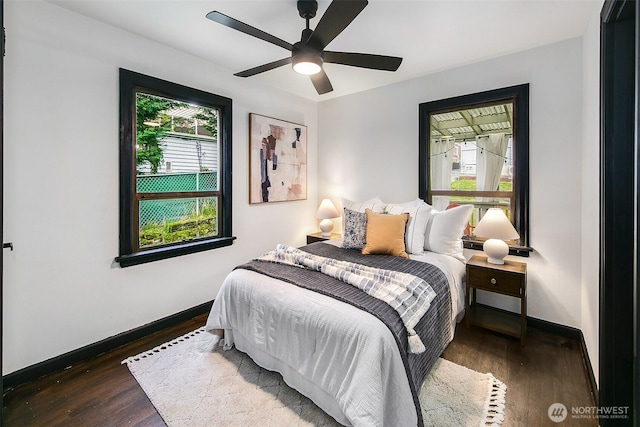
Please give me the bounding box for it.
[310,69,334,95]
[234,58,292,77]
[307,0,368,50]
[324,51,402,71]
[206,11,293,51]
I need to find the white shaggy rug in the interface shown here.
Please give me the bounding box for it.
[123,328,506,426]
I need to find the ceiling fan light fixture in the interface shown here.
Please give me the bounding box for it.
[292,54,322,75]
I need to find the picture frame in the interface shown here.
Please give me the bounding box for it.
[249,113,307,204]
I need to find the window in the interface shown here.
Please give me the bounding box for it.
[117,69,234,267]
[419,84,530,254]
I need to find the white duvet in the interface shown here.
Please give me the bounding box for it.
[205,241,466,426]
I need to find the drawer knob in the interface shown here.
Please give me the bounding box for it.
[490,278,497,285]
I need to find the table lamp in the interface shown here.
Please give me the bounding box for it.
[473,208,520,264]
[316,199,340,236]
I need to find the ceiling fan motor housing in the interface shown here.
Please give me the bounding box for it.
[297,0,318,19]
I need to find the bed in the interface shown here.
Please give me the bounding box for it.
[206,201,471,427]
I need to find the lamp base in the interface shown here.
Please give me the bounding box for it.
[319,219,334,237]
[483,238,509,265]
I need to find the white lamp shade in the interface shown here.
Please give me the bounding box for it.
[316,199,340,220]
[473,208,520,240]
[316,199,339,237]
[473,208,519,265]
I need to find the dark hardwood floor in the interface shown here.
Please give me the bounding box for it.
[3,315,596,426]
[2,315,206,427]
[442,325,597,426]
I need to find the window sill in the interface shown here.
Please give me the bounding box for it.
[462,238,533,257]
[116,236,236,268]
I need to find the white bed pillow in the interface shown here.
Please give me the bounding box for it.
[341,197,386,231]
[384,198,425,208]
[424,204,473,261]
[341,196,386,213]
[384,203,433,254]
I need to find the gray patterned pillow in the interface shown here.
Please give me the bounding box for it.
[342,208,367,249]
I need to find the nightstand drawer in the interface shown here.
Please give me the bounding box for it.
[468,268,523,296]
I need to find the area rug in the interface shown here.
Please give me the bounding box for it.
[122,328,506,426]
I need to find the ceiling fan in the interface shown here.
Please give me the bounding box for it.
[206,0,403,95]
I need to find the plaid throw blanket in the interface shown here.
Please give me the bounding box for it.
[258,244,437,354]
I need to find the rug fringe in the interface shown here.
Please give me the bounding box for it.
[482,373,507,426]
[121,326,207,366]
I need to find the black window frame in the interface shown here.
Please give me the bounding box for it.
[418,84,531,255]
[117,69,234,267]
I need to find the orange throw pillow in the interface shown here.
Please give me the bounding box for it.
[362,209,410,258]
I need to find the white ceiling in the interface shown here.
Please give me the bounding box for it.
[49,0,597,101]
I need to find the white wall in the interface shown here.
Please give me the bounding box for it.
[318,38,585,329]
[580,0,604,386]
[2,1,319,374]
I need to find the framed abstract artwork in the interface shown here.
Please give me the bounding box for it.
[249,113,307,204]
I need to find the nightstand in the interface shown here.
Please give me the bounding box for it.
[306,232,341,244]
[465,255,527,345]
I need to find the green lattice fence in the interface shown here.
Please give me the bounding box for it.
[137,172,217,193]
[137,172,217,226]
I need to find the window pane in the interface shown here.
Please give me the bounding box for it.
[430,103,514,193]
[139,196,218,248]
[431,195,512,236]
[135,93,219,189]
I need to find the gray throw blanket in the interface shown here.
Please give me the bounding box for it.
[236,242,453,427]
[258,244,437,354]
